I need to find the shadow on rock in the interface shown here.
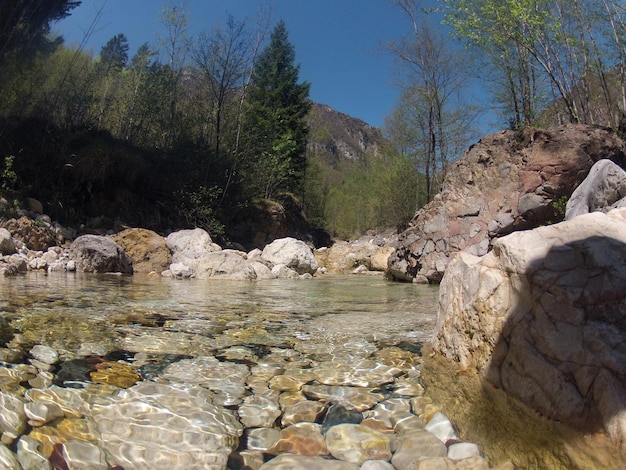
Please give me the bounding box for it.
[422,209,626,469]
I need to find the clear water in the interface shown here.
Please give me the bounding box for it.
[0,273,439,357]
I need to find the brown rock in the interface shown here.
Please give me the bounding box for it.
[387,124,626,283]
[2,216,58,251]
[111,228,171,274]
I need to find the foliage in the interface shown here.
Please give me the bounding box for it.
[175,185,225,239]
[0,0,80,62]
[1,155,18,193]
[387,1,480,202]
[442,0,626,129]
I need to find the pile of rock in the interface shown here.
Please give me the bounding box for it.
[1,203,399,278]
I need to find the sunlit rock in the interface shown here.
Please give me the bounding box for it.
[92,382,242,469]
[281,400,327,426]
[0,445,20,469]
[312,360,400,388]
[325,423,392,464]
[24,401,64,427]
[424,412,458,443]
[238,403,281,428]
[166,228,221,264]
[0,391,27,443]
[29,345,59,366]
[362,398,412,431]
[246,427,280,452]
[390,430,447,470]
[16,435,50,470]
[163,356,249,405]
[69,234,133,274]
[261,237,318,275]
[266,422,329,457]
[111,228,171,274]
[60,439,109,470]
[425,208,626,468]
[447,442,481,461]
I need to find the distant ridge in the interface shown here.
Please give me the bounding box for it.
[306,102,383,163]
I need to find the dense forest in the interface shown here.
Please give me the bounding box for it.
[1,0,626,242]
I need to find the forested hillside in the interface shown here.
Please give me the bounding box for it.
[3,0,626,243]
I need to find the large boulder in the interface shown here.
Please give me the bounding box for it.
[226,194,332,250]
[422,209,626,468]
[165,228,221,264]
[261,237,318,275]
[69,235,133,273]
[111,228,171,274]
[315,240,394,274]
[193,250,258,280]
[565,158,626,220]
[387,124,626,283]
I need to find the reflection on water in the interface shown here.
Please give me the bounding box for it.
[0,273,439,356]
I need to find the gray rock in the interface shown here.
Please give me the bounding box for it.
[166,228,221,264]
[0,446,20,469]
[261,237,318,275]
[0,228,16,255]
[391,430,447,470]
[566,158,626,220]
[430,208,626,467]
[193,250,257,280]
[69,235,133,274]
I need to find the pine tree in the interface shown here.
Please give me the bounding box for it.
[0,0,81,61]
[243,20,311,200]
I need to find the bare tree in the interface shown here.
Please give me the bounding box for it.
[388,0,478,201]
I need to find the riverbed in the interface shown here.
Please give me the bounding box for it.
[0,273,456,469]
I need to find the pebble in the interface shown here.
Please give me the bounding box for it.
[267,422,328,456]
[0,329,490,470]
[425,411,459,443]
[391,430,448,470]
[360,461,395,470]
[246,427,280,452]
[29,345,59,365]
[259,453,360,469]
[238,403,281,428]
[281,400,327,426]
[325,423,392,464]
[0,442,23,469]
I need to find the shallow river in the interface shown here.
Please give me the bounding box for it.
[0,273,439,358]
[0,273,444,469]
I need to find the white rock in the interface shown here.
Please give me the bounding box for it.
[261,237,318,274]
[166,228,221,264]
[29,345,58,365]
[424,412,458,443]
[271,264,299,279]
[447,442,481,460]
[169,262,195,278]
[17,436,50,470]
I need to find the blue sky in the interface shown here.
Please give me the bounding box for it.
[54,0,482,130]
